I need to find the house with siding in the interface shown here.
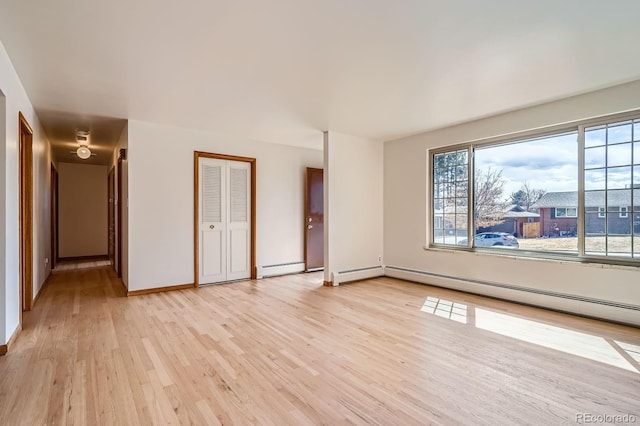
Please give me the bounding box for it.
[532,190,640,236]
[476,205,540,237]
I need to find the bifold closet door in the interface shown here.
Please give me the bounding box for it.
[199,157,251,285]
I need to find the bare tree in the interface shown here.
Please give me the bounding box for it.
[510,181,546,212]
[474,167,507,228]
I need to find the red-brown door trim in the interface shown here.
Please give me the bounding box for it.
[18,112,33,318]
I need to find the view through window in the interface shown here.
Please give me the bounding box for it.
[430,114,640,262]
[473,131,578,253]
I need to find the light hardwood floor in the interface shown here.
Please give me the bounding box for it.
[1,267,639,425]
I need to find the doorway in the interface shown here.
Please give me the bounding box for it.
[117,153,123,278]
[108,167,115,268]
[194,151,256,286]
[50,164,58,270]
[19,113,33,315]
[304,167,324,271]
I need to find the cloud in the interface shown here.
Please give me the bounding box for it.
[474,132,578,196]
[500,157,570,169]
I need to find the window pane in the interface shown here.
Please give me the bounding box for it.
[585,169,606,190]
[607,190,630,212]
[607,122,633,144]
[434,214,444,230]
[585,235,606,256]
[634,120,640,142]
[607,235,632,257]
[585,212,606,234]
[474,131,577,253]
[608,143,632,167]
[607,167,632,189]
[432,149,468,246]
[585,125,606,148]
[608,211,630,234]
[585,146,606,169]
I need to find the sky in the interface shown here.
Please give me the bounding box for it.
[475,132,579,199]
[474,121,640,201]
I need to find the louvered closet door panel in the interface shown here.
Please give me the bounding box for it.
[227,161,251,280]
[199,158,226,284]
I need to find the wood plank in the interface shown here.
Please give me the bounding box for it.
[0,267,639,425]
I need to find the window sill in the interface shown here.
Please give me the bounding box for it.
[423,245,640,271]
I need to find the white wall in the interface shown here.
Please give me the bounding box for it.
[32,112,53,299]
[0,88,6,344]
[126,120,322,291]
[58,162,108,258]
[324,131,384,283]
[0,41,52,345]
[110,124,129,288]
[384,80,640,325]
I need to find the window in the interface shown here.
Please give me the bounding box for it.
[432,149,469,245]
[584,118,639,258]
[430,113,640,262]
[555,207,577,218]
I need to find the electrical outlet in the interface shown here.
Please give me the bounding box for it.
[45,257,49,265]
[378,255,382,262]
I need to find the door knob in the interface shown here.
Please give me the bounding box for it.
[307,225,313,229]
[210,225,215,229]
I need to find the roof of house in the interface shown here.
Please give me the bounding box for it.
[504,211,540,218]
[532,190,640,208]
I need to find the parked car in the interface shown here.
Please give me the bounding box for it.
[458,232,519,248]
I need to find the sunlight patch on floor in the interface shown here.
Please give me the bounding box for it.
[421,297,639,374]
[421,297,467,324]
[474,308,638,373]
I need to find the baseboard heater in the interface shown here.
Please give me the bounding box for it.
[384,265,640,325]
[331,266,384,286]
[257,262,306,279]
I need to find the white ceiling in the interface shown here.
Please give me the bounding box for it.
[1,0,640,155]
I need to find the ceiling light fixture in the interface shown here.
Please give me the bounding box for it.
[76,145,92,160]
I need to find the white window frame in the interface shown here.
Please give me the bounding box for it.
[620,206,629,218]
[555,207,577,218]
[428,110,640,266]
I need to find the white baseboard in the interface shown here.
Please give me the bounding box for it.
[332,266,384,286]
[257,262,306,279]
[384,266,640,327]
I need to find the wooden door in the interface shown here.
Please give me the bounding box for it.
[108,167,115,266]
[19,113,33,313]
[304,168,324,271]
